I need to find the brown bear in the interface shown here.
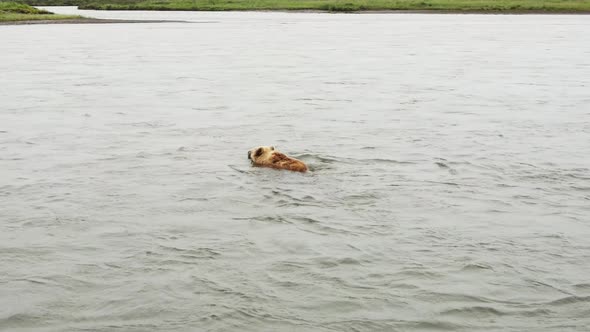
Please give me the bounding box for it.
[247,146,308,173]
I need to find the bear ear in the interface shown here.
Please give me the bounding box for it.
[271,146,275,151]
[254,147,263,157]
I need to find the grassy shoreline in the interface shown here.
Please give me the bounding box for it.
[17,0,590,13]
[0,1,185,23]
[0,2,81,21]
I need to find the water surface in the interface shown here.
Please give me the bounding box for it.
[1,8,590,331]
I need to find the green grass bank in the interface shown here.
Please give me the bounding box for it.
[13,0,590,13]
[0,1,80,21]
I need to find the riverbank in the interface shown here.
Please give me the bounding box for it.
[0,2,186,24]
[19,0,590,13]
[0,2,81,22]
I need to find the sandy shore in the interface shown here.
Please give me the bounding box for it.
[0,18,186,25]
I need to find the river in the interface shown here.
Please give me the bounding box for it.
[1,7,590,331]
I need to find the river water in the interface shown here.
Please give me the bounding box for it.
[1,7,590,331]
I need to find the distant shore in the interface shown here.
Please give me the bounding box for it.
[8,0,590,14]
[0,2,186,24]
[2,0,589,25]
[73,0,590,14]
[0,2,80,22]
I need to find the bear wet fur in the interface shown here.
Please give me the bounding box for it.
[248,146,308,173]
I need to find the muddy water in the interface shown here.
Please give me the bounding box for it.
[1,8,590,331]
